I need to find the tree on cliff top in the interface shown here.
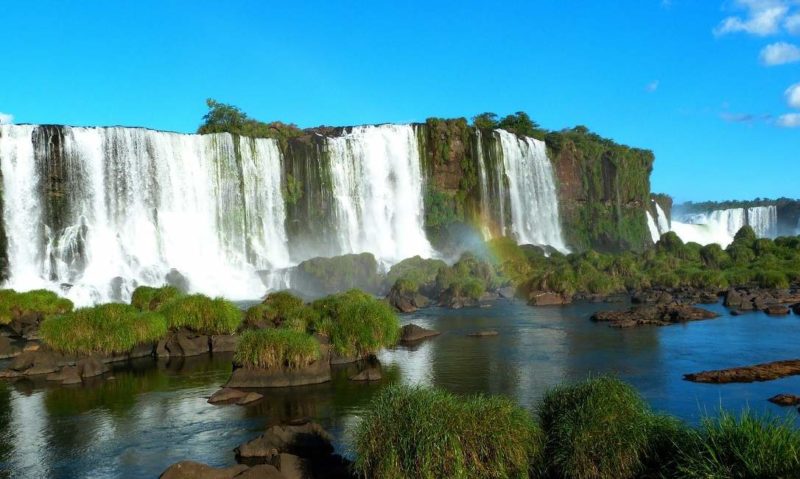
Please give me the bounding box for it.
[472,112,499,130]
[197,99,303,146]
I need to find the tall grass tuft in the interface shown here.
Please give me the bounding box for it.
[0,289,73,324]
[158,294,242,335]
[675,409,800,478]
[40,303,167,355]
[353,385,542,479]
[130,285,181,311]
[234,328,320,369]
[538,376,654,479]
[311,289,399,358]
[244,291,316,332]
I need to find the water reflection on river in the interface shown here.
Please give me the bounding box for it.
[0,300,798,477]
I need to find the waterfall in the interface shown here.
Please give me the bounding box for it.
[646,212,660,243]
[326,124,432,264]
[746,206,777,238]
[655,203,670,233]
[475,130,492,240]
[671,205,778,247]
[0,125,289,305]
[495,129,567,252]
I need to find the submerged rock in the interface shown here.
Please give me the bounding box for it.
[765,305,790,316]
[237,392,264,405]
[159,461,250,479]
[685,359,800,384]
[349,367,382,382]
[399,324,440,343]
[468,330,499,337]
[235,421,334,459]
[208,388,248,404]
[768,394,800,406]
[592,304,718,328]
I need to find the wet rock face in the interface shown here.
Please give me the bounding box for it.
[685,359,800,384]
[528,291,570,306]
[225,359,331,389]
[592,304,719,328]
[236,421,334,460]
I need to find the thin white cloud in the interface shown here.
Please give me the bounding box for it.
[0,112,12,125]
[714,0,790,36]
[720,111,772,123]
[776,112,800,126]
[785,12,800,33]
[786,82,800,108]
[645,80,660,93]
[760,41,800,64]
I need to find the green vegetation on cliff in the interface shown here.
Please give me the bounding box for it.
[197,99,303,149]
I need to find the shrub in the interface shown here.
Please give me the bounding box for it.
[538,376,654,479]
[755,270,789,289]
[159,294,242,335]
[130,285,181,311]
[234,328,320,369]
[675,410,800,478]
[385,256,447,290]
[0,289,73,325]
[354,385,542,479]
[312,290,399,358]
[40,304,167,355]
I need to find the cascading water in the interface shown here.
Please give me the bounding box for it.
[646,212,660,243]
[0,125,289,306]
[495,129,567,252]
[671,205,778,247]
[655,203,670,234]
[325,124,432,264]
[475,130,492,240]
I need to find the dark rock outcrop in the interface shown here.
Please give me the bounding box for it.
[685,359,800,384]
[208,388,248,404]
[398,324,440,343]
[159,461,253,479]
[226,358,331,389]
[592,304,719,328]
[235,422,334,460]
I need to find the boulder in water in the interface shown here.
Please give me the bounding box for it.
[235,421,334,459]
[685,359,800,384]
[399,324,439,343]
[528,291,570,306]
[208,387,248,404]
[768,394,800,406]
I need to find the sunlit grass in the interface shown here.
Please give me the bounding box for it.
[0,289,73,324]
[40,303,167,355]
[353,385,541,479]
[234,328,320,369]
[158,294,242,335]
[130,285,181,311]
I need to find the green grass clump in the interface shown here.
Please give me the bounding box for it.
[0,289,73,324]
[354,385,542,479]
[159,294,242,335]
[244,291,316,332]
[130,285,181,311]
[675,410,800,478]
[311,290,399,358]
[538,376,655,479]
[234,328,320,369]
[40,303,167,355]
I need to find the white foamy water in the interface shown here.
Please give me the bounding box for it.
[671,205,778,247]
[0,125,289,305]
[495,129,567,252]
[326,124,432,265]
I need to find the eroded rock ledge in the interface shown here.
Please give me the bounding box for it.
[684,359,800,384]
[591,304,719,328]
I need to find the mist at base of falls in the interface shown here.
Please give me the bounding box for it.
[0,124,570,305]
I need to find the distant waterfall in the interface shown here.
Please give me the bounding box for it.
[647,212,660,243]
[326,125,432,264]
[671,205,778,247]
[495,130,567,252]
[655,203,670,234]
[0,125,289,305]
[475,130,492,240]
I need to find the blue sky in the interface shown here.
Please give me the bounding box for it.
[0,0,797,202]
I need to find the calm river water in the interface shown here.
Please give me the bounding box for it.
[1,300,798,478]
